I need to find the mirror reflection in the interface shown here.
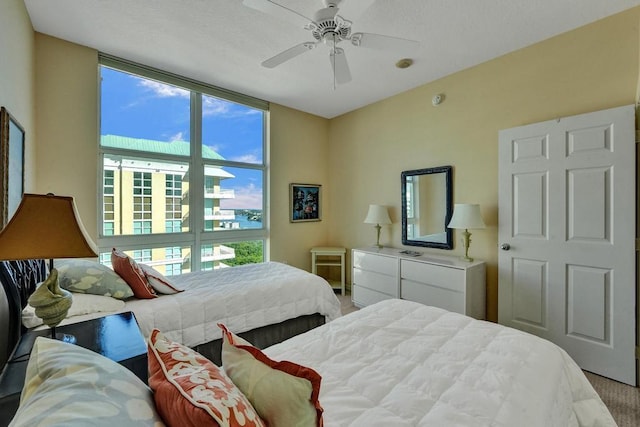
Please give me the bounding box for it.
[401,166,453,249]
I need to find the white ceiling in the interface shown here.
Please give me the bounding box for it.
[24,0,640,118]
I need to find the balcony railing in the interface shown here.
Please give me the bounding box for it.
[142,257,187,267]
[204,188,235,199]
[204,210,235,221]
[201,245,236,262]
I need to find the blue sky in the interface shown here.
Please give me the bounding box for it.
[100,67,264,209]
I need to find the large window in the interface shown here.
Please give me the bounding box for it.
[98,55,268,271]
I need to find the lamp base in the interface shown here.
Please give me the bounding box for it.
[460,229,474,262]
[374,224,383,249]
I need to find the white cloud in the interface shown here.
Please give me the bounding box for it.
[230,154,261,163]
[220,183,263,209]
[203,97,262,118]
[169,132,185,142]
[134,77,262,118]
[203,97,231,116]
[138,79,189,98]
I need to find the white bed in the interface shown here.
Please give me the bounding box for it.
[30,261,342,363]
[127,261,342,346]
[264,298,615,427]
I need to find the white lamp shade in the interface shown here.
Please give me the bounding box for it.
[364,204,391,225]
[447,204,486,229]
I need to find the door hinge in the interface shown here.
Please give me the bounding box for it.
[636,130,640,143]
[636,346,640,360]
[636,238,640,251]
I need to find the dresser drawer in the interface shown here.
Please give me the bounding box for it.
[400,259,464,292]
[401,280,464,314]
[353,285,393,307]
[352,251,397,275]
[352,268,396,296]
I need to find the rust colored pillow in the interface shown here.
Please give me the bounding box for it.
[219,323,324,427]
[147,329,265,427]
[110,248,156,299]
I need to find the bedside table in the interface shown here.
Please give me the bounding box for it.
[311,247,346,295]
[0,312,147,426]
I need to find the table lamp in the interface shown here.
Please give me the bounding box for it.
[364,204,391,249]
[0,193,98,341]
[447,203,485,262]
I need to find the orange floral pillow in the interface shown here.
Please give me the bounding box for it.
[219,323,323,427]
[147,329,265,427]
[111,248,157,299]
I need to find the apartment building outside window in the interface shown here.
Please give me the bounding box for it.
[133,172,152,235]
[103,170,115,236]
[165,174,183,233]
[98,55,268,274]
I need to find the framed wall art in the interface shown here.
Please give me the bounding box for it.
[290,183,321,222]
[0,106,25,228]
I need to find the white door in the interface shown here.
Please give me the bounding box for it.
[498,105,636,386]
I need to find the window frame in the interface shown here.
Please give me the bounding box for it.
[97,54,269,271]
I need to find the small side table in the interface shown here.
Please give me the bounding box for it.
[0,312,147,426]
[311,247,346,295]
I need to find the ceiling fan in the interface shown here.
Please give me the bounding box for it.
[241,0,419,85]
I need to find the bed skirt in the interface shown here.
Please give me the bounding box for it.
[192,313,325,365]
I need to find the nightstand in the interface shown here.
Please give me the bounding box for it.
[311,247,346,295]
[0,312,147,426]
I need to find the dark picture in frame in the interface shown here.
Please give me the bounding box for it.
[0,107,25,229]
[290,183,321,222]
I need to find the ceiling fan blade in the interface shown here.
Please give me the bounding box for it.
[242,0,312,28]
[329,48,352,85]
[351,32,419,51]
[262,42,317,68]
[336,0,376,19]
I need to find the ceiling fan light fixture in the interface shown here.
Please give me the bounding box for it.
[395,58,413,69]
[243,0,418,86]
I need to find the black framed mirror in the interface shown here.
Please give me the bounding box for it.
[401,166,453,249]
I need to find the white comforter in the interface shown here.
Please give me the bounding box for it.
[264,299,615,427]
[44,262,342,347]
[125,262,342,347]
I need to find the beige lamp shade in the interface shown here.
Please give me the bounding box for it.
[364,204,391,225]
[0,193,98,261]
[447,204,486,230]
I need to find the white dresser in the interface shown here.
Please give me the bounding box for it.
[352,247,486,319]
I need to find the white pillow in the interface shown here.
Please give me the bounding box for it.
[139,264,183,295]
[10,337,163,426]
[22,293,125,328]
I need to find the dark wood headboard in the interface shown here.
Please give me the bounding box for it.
[0,260,47,369]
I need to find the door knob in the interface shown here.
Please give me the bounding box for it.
[500,243,511,251]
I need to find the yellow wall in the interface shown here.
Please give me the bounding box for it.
[34,34,98,237]
[0,0,35,192]
[269,104,331,268]
[328,7,640,321]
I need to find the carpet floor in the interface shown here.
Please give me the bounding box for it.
[584,371,640,427]
[336,293,639,425]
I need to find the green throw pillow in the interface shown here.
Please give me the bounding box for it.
[56,259,133,299]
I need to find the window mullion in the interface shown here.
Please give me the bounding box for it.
[190,92,204,272]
